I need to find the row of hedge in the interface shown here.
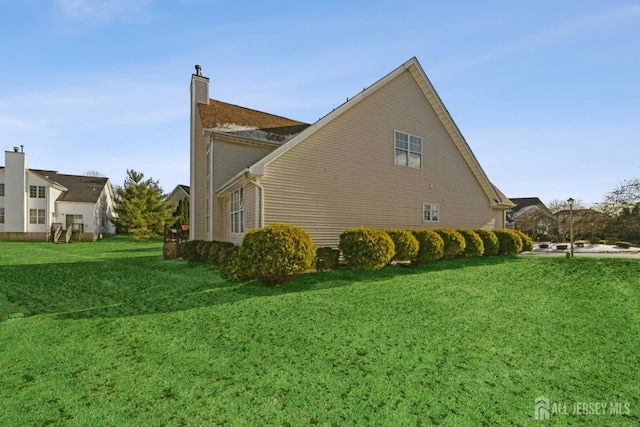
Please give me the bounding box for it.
[175,225,534,286]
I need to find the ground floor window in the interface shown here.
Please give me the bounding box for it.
[423,203,439,222]
[230,188,244,234]
[0,207,4,224]
[29,209,45,224]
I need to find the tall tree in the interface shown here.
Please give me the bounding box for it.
[113,169,172,240]
[601,178,640,240]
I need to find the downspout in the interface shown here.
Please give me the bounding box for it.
[247,175,264,229]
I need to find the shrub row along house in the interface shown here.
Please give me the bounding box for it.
[0,147,116,242]
[190,57,514,247]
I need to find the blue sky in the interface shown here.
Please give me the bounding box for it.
[1,0,638,206]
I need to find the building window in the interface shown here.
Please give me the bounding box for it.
[230,188,244,234]
[29,185,45,198]
[0,207,4,224]
[66,214,83,229]
[29,209,46,224]
[395,130,422,169]
[0,183,4,197]
[423,203,439,222]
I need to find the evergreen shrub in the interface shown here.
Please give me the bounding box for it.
[493,230,523,254]
[458,229,484,257]
[514,230,534,252]
[435,229,466,259]
[411,230,445,264]
[339,228,395,270]
[474,229,499,256]
[386,230,419,261]
[238,224,316,285]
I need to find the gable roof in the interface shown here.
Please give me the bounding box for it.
[200,99,310,144]
[509,197,548,211]
[213,57,513,209]
[32,170,110,203]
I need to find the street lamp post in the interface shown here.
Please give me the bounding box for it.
[567,197,574,257]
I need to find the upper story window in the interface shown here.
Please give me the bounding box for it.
[0,183,4,197]
[394,130,422,169]
[29,185,45,198]
[423,203,439,222]
[230,187,244,234]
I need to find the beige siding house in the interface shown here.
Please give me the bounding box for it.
[190,58,514,247]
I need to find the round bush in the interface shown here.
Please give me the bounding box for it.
[435,229,466,259]
[208,241,236,266]
[458,229,484,257]
[474,230,499,256]
[411,230,445,264]
[386,230,419,261]
[218,244,240,279]
[315,247,340,271]
[339,228,395,270]
[183,240,204,262]
[514,230,534,252]
[493,230,523,254]
[238,224,316,285]
[176,241,189,259]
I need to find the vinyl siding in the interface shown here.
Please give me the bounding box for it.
[260,69,502,247]
[211,140,274,242]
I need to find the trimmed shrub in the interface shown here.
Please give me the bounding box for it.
[514,230,534,252]
[386,230,419,261]
[208,241,236,266]
[478,231,495,252]
[238,224,316,285]
[339,228,395,270]
[434,229,466,259]
[218,244,240,279]
[458,229,484,257]
[411,230,445,264]
[315,247,340,271]
[493,230,523,254]
[474,229,499,256]
[176,241,189,259]
[183,240,204,262]
[198,241,214,261]
[615,241,632,249]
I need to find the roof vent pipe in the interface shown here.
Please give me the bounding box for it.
[195,64,202,77]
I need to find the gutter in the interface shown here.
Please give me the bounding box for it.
[246,175,264,229]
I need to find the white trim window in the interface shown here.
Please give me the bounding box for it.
[423,203,439,222]
[395,130,422,169]
[0,183,4,197]
[29,185,45,198]
[0,207,4,224]
[30,209,45,224]
[230,188,244,234]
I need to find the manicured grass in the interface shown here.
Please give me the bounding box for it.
[1,236,639,425]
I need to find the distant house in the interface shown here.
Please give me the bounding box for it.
[189,57,514,247]
[0,147,116,242]
[506,197,554,238]
[167,184,190,209]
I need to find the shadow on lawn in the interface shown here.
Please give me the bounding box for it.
[0,254,516,321]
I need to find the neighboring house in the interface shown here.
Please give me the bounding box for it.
[506,197,554,238]
[167,184,190,210]
[190,57,514,247]
[0,147,116,242]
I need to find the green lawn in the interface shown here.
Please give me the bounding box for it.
[0,236,638,426]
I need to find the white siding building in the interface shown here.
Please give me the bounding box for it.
[0,148,116,242]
